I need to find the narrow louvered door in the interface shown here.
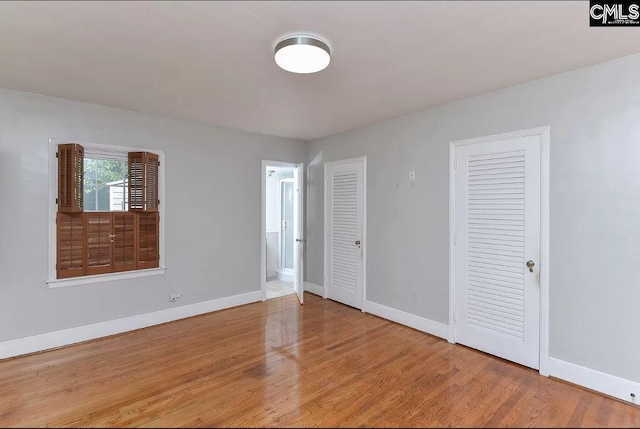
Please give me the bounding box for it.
[454,136,540,369]
[85,212,113,275]
[326,158,365,309]
[137,212,159,269]
[113,212,136,272]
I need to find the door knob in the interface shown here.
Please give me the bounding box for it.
[526,260,535,272]
[295,238,307,243]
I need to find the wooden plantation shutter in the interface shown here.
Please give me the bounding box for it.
[58,144,84,212]
[57,143,85,279]
[146,152,159,212]
[129,151,160,269]
[137,212,159,269]
[57,213,85,278]
[113,212,137,272]
[85,213,112,275]
[128,152,145,211]
[128,152,159,212]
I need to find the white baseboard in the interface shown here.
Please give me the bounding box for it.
[363,300,449,340]
[304,281,325,297]
[0,290,262,360]
[539,353,550,377]
[547,356,639,405]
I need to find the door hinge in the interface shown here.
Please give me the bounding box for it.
[453,233,458,245]
[55,198,58,205]
[55,152,59,158]
[453,158,458,169]
[157,199,160,205]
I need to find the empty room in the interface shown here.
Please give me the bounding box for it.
[1,1,640,427]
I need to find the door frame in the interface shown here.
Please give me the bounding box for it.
[323,156,367,308]
[448,126,550,376]
[261,159,300,301]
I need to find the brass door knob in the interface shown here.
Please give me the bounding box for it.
[526,260,535,272]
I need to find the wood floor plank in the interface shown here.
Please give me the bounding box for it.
[0,293,638,428]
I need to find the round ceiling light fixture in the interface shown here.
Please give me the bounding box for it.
[274,35,331,74]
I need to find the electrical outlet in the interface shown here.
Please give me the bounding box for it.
[411,290,419,303]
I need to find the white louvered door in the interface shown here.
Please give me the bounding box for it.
[455,136,541,369]
[326,159,365,309]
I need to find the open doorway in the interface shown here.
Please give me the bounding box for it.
[261,160,305,303]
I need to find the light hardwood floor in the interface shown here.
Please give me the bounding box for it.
[1,293,638,427]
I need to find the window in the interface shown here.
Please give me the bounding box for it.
[84,158,129,211]
[53,143,162,281]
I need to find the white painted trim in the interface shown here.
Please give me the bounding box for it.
[0,290,262,360]
[324,156,367,309]
[304,281,325,297]
[47,267,166,288]
[261,160,299,302]
[448,126,551,373]
[363,300,449,340]
[539,126,551,376]
[547,357,640,406]
[47,138,166,284]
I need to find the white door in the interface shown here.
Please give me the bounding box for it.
[454,136,541,369]
[293,163,304,304]
[325,158,365,309]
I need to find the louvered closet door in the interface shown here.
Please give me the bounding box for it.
[455,136,540,369]
[326,159,365,309]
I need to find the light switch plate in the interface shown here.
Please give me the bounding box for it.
[409,170,416,181]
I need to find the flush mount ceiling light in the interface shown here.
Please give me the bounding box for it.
[274,35,331,74]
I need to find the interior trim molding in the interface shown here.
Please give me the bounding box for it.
[0,290,262,361]
[546,356,639,406]
[363,299,449,340]
[304,281,326,297]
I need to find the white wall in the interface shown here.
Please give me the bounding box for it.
[305,53,640,384]
[0,88,304,342]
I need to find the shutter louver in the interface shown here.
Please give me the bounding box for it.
[128,152,159,212]
[57,213,85,278]
[85,212,113,275]
[113,212,136,272]
[331,171,359,292]
[146,153,159,212]
[128,152,145,211]
[137,212,159,269]
[58,144,84,213]
[466,151,526,339]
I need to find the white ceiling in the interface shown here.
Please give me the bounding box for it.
[1,1,639,141]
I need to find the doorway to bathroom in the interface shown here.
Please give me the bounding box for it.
[261,160,305,303]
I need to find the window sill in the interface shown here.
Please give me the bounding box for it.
[47,267,167,289]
